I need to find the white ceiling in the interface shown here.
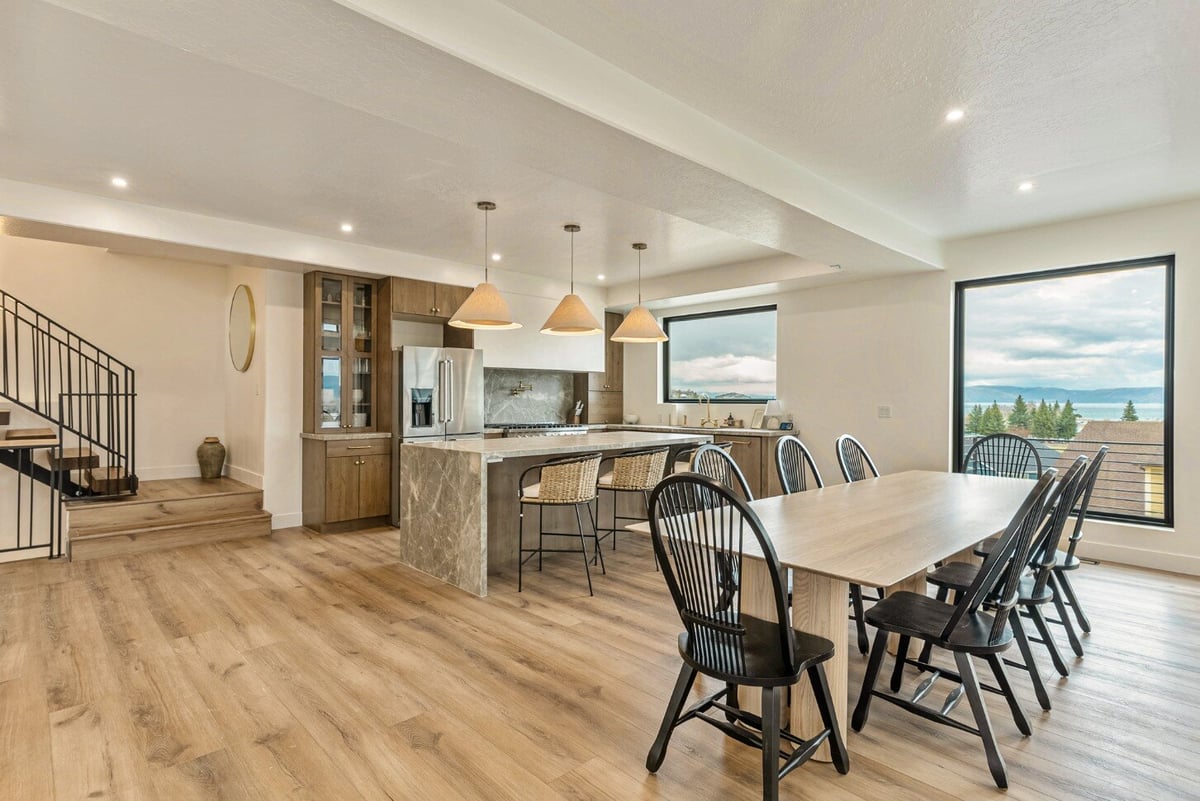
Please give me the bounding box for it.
[1,0,1197,293]
[494,0,1200,238]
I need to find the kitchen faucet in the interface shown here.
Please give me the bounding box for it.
[698,394,719,427]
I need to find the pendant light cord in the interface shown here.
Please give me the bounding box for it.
[637,248,642,304]
[483,207,489,283]
[569,228,575,294]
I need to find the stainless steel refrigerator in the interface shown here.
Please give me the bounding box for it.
[390,346,485,525]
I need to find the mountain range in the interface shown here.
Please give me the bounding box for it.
[963,385,1163,404]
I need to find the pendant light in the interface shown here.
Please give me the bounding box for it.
[611,242,668,343]
[541,223,603,336]
[448,201,521,330]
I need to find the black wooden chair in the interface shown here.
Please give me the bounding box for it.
[775,435,823,494]
[851,469,1057,789]
[963,433,1043,478]
[834,434,881,654]
[920,456,1089,714]
[671,441,732,474]
[690,442,755,501]
[645,473,849,800]
[974,445,1109,658]
[517,452,604,595]
[835,434,879,483]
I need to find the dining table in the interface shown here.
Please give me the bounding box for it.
[627,469,1037,761]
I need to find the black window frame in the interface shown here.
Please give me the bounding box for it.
[661,304,778,404]
[953,255,1175,528]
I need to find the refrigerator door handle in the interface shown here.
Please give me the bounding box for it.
[446,358,455,422]
[438,359,447,422]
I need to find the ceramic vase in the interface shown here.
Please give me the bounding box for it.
[197,436,226,479]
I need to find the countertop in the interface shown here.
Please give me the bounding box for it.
[402,430,709,461]
[300,432,391,441]
[607,424,790,438]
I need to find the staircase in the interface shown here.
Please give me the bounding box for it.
[1,289,138,559]
[66,477,272,561]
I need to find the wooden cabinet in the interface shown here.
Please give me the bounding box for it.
[575,312,624,421]
[304,272,379,433]
[302,438,392,531]
[391,277,473,319]
[721,435,763,498]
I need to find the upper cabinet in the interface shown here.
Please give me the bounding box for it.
[391,278,473,319]
[304,272,379,433]
[475,292,604,372]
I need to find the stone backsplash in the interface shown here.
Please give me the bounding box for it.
[484,368,573,424]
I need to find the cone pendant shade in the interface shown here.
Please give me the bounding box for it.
[541,293,602,335]
[448,282,521,329]
[542,223,602,336]
[610,304,666,342]
[448,200,521,330]
[610,241,667,343]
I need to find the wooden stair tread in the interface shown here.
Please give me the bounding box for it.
[0,406,10,425]
[5,427,56,440]
[70,509,273,541]
[64,477,260,510]
[48,447,100,470]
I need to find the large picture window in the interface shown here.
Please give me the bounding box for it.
[954,256,1174,526]
[663,305,776,403]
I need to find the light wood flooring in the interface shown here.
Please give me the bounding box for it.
[1,526,1197,800]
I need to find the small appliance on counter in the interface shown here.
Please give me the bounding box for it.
[391,346,485,525]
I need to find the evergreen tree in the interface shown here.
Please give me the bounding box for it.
[966,404,984,434]
[1122,400,1139,421]
[1057,399,1079,439]
[1008,394,1031,430]
[1030,399,1058,439]
[980,402,1007,435]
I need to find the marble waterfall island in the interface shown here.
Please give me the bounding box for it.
[398,431,709,596]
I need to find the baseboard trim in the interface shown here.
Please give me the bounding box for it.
[1077,541,1200,577]
[136,465,201,481]
[225,464,264,489]
[271,512,302,530]
[0,546,51,564]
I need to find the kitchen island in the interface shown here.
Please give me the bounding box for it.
[398,430,709,596]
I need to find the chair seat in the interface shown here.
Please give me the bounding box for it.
[520,484,595,505]
[678,614,834,687]
[926,563,1054,605]
[864,591,1012,654]
[974,537,1082,569]
[672,460,688,474]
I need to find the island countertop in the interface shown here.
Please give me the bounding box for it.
[403,430,709,462]
[398,429,710,596]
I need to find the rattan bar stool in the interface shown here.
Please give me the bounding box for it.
[597,446,671,552]
[518,452,604,596]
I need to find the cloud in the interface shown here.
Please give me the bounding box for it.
[670,354,776,396]
[963,265,1167,388]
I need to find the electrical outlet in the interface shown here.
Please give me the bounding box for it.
[877,404,892,419]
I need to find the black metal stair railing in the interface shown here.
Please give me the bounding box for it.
[1,289,137,557]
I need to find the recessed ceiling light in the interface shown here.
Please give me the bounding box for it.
[110,176,128,188]
[491,252,502,262]
[340,222,354,233]
[596,274,606,281]
[945,108,965,122]
[1018,181,1035,193]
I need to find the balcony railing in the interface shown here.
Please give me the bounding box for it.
[961,435,1168,525]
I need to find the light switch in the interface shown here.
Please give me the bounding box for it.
[877,404,892,419]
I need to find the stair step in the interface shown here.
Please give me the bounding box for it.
[87,466,134,494]
[50,447,101,471]
[0,406,9,425]
[69,510,273,561]
[67,477,263,531]
[5,427,56,441]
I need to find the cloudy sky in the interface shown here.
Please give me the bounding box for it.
[668,308,776,397]
[962,264,1167,388]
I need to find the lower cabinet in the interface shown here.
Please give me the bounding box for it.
[302,437,392,531]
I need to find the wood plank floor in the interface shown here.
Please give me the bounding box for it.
[1,526,1197,800]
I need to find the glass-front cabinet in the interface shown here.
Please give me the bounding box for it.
[307,273,377,432]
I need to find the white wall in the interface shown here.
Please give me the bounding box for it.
[260,269,304,528]
[625,198,1200,575]
[223,266,268,485]
[0,235,228,477]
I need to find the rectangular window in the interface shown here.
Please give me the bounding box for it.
[954,256,1174,526]
[662,305,777,403]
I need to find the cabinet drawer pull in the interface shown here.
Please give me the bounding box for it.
[347,445,371,449]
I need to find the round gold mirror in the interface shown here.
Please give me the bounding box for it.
[228,284,256,372]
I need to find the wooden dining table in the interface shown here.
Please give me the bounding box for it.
[628,469,1037,761]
